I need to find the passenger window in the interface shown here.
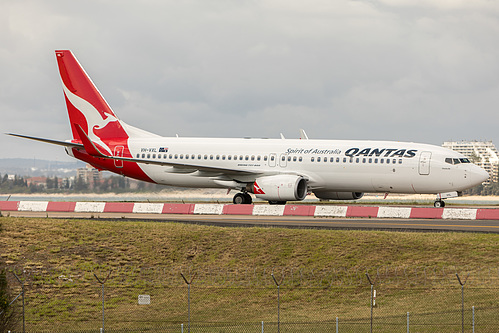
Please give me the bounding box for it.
[380,159,384,164]
[393,159,396,164]
[363,158,366,163]
[180,154,183,159]
[222,155,226,160]
[374,158,378,163]
[299,157,303,162]
[311,157,315,162]
[343,158,346,163]
[210,155,213,160]
[147,154,151,158]
[288,156,291,162]
[191,154,195,159]
[136,154,140,158]
[246,156,249,161]
[317,157,321,162]
[228,155,231,160]
[349,158,353,163]
[270,156,274,161]
[164,154,167,159]
[336,158,340,163]
[185,155,189,159]
[169,154,172,159]
[198,155,201,159]
[264,156,268,161]
[293,156,297,162]
[386,159,390,164]
[369,158,372,163]
[240,156,244,160]
[216,155,220,160]
[324,157,327,163]
[330,157,334,162]
[158,154,161,159]
[204,155,208,160]
[252,156,255,161]
[398,159,402,164]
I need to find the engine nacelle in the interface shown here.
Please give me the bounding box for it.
[313,191,364,200]
[252,175,308,202]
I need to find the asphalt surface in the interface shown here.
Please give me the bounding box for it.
[4,211,499,233]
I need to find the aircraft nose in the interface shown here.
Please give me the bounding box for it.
[469,166,490,186]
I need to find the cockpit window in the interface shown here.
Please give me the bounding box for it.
[446,157,471,165]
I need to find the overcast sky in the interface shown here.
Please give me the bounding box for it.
[1,0,499,161]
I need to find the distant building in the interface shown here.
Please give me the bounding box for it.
[26,177,47,189]
[442,141,499,183]
[76,164,101,189]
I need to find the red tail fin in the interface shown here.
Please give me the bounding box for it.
[55,50,128,154]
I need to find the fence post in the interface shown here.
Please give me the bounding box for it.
[407,312,409,333]
[261,320,264,333]
[12,272,25,333]
[271,273,283,333]
[94,271,111,333]
[180,272,196,333]
[456,273,469,333]
[472,306,475,333]
[366,273,375,333]
[336,317,338,333]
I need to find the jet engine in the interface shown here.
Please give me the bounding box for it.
[313,191,364,200]
[251,175,308,202]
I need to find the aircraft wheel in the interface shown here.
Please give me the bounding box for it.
[243,193,252,204]
[269,201,286,205]
[434,200,445,208]
[233,192,252,205]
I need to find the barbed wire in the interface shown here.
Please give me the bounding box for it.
[4,265,498,288]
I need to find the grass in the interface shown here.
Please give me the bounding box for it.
[0,217,498,332]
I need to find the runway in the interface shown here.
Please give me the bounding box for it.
[5,211,499,233]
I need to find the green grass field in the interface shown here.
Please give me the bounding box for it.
[1,217,498,332]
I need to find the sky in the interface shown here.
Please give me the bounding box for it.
[1,0,499,161]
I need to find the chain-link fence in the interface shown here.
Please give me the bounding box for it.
[2,265,498,332]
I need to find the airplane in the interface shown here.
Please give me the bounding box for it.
[8,50,490,208]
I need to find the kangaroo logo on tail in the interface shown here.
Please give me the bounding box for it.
[56,50,129,156]
[62,84,120,155]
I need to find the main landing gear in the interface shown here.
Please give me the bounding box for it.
[233,192,252,205]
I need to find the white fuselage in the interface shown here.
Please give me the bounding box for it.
[125,137,488,194]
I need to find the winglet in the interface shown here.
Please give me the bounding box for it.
[74,124,109,157]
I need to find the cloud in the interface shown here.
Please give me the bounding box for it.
[1,0,499,160]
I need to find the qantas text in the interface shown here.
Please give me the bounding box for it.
[344,148,417,158]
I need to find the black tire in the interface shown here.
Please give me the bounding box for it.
[269,201,286,205]
[434,200,445,208]
[233,193,245,205]
[243,193,253,205]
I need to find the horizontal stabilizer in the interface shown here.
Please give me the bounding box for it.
[7,133,83,149]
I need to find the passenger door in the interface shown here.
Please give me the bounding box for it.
[419,151,431,175]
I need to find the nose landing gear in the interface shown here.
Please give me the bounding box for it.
[434,200,446,208]
[233,192,253,205]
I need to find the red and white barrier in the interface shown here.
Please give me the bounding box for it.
[0,201,498,220]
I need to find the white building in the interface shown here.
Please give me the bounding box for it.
[442,141,498,183]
